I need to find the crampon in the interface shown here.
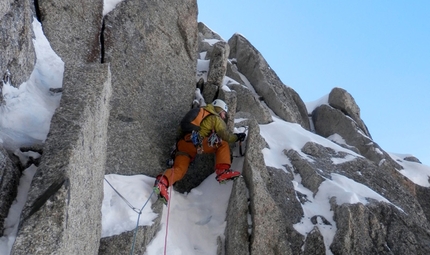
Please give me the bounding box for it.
[215,169,241,184]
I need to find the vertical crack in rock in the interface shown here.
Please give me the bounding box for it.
[34,0,42,22]
[100,18,105,63]
[25,179,66,220]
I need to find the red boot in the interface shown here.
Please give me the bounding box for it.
[215,164,241,183]
[154,175,169,204]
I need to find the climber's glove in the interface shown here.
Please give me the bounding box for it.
[235,133,246,142]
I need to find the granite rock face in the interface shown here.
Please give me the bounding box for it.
[228,33,310,131]
[2,1,430,254]
[35,0,104,64]
[0,146,21,233]
[0,0,35,87]
[12,64,112,255]
[103,0,198,176]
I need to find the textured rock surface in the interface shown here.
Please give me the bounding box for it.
[331,201,430,255]
[103,0,198,176]
[224,119,304,255]
[36,0,103,64]
[207,41,230,86]
[224,177,250,255]
[328,87,371,137]
[303,227,326,255]
[229,82,273,124]
[2,1,430,254]
[198,22,223,58]
[312,104,401,168]
[228,34,310,131]
[0,146,21,233]
[99,202,163,255]
[0,0,35,87]
[12,64,111,254]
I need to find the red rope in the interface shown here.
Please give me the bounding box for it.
[163,168,174,254]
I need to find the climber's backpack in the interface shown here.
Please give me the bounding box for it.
[180,107,212,134]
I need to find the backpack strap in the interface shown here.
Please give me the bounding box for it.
[190,108,211,127]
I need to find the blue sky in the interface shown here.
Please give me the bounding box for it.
[197,1,430,166]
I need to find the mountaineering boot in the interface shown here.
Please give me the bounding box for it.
[215,164,241,183]
[153,175,169,204]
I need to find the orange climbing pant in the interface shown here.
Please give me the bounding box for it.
[162,134,231,186]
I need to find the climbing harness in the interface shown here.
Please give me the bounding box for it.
[103,177,155,255]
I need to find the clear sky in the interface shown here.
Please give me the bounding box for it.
[197,1,430,166]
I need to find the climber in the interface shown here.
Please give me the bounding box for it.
[153,99,246,204]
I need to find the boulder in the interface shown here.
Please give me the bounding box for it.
[197,22,223,57]
[228,33,310,130]
[198,22,223,40]
[200,40,230,103]
[226,60,248,85]
[99,202,163,255]
[312,104,401,168]
[331,201,430,255]
[286,149,325,195]
[416,185,430,224]
[328,87,371,137]
[0,0,35,87]
[0,146,21,233]
[404,156,422,163]
[226,61,273,124]
[224,177,250,255]
[103,0,198,176]
[303,227,326,255]
[224,118,304,255]
[229,83,273,124]
[207,41,230,86]
[12,63,111,254]
[36,0,103,64]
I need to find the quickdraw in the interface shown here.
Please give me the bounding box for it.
[191,130,203,154]
[208,130,222,147]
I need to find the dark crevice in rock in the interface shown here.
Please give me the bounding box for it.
[3,71,11,84]
[100,18,105,63]
[34,0,42,22]
[26,179,66,220]
[212,85,220,102]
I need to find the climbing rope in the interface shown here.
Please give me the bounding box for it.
[103,177,155,255]
[130,189,154,255]
[104,177,144,214]
[163,168,174,255]
[164,184,173,255]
